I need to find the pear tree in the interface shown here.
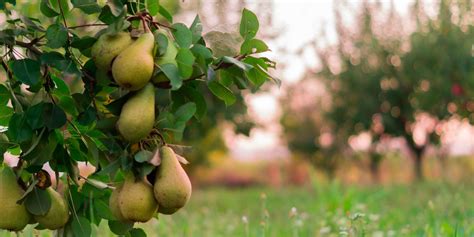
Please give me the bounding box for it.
[0,1,277,236]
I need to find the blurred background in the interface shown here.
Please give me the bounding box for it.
[170,0,474,186]
[2,0,474,236]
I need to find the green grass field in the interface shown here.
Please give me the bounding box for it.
[2,181,473,237]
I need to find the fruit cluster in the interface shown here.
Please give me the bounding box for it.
[0,166,69,231]
[110,146,191,223]
[91,24,193,222]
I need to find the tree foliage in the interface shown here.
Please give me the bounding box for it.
[282,0,473,180]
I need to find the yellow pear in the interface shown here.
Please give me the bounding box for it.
[34,188,69,230]
[112,32,155,91]
[0,166,31,231]
[116,83,155,142]
[91,32,133,71]
[118,173,158,222]
[152,29,178,83]
[154,146,192,215]
[109,184,126,221]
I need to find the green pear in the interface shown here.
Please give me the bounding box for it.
[118,174,158,222]
[112,32,155,91]
[109,184,126,221]
[116,83,155,142]
[34,188,69,230]
[0,166,31,231]
[154,146,192,215]
[91,32,133,71]
[152,29,178,84]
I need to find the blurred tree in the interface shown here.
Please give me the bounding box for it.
[316,1,414,181]
[280,78,344,178]
[315,0,473,180]
[402,0,474,122]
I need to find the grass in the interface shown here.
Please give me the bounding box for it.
[2,181,473,236]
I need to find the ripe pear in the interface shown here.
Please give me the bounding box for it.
[0,166,31,231]
[112,32,155,91]
[152,30,178,84]
[118,174,158,222]
[154,146,192,215]
[109,184,126,221]
[34,188,69,230]
[91,32,133,71]
[116,83,155,142]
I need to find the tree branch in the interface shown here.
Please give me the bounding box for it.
[13,40,42,55]
[69,23,108,29]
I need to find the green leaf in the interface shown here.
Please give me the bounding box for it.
[245,67,266,88]
[129,228,147,237]
[106,0,125,16]
[134,150,154,163]
[157,3,173,22]
[240,8,259,40]
[172,23,192,48]
[191,44,213,60]
[71,0,101,14]
[154,31,168,57]
[222,56,253,71]
[190,15,202,43]
[72,216,92,237]
[240,38,269,54]
[0,84,10,105]
[0,105,13,126]
[71,36,96,50]
[8,113,33,142]
[159,64,182,90]
[94,199,115,220]
[176,48,195,79]
[51,74,71,95]
[98,5,117,24]
[46,24,68,49]
[109,220,134,235]
[181,85,206,120]
[9,59,41,86]
[24,188,52,216]
[147,0,159,16]
[208,79,236,106]
[175,102,196,124]
[40,0,59,17]
[25,103,45,129]
[43,103,67,129]
[23,132,58,166]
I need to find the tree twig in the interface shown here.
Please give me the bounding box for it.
[69,23,108,29]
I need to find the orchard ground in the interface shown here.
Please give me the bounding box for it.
[1,157,473,237]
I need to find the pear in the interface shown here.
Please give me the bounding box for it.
[91,32,133,71]
[109,184,126,221]
[34,188,69,230]
[112,32,155,91]
[0,166,31,231]
[152,30,179,84]
[154,146,192,215]
[118,173,158,222]
[116,83,155,142]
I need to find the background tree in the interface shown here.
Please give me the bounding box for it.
[314,0,473,180]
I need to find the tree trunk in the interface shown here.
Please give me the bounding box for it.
[404,133,425,181]
[369,152,382,183]
[413,148,424,181]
